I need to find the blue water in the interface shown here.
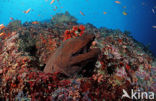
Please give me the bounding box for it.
[0,0,156,55]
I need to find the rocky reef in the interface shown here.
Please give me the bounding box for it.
[51,11,77,24]
[0,12,155,101]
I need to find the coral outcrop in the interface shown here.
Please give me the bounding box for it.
[51,11,77,24]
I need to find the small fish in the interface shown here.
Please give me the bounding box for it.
[123,6,127,9]
[10,17,14,20]
[53,5,57,10]
[115,1,121,4]
[24,8,31,14]
[50,0,55,4]
[0,24,5,30]
[152,26,156,28]
[103,12,107,14]
[152,9,155,14]
[32,21,39,24]
[80,11,85,16]
[122,11,127,15]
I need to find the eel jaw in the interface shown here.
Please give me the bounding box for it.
[71,34,95,57]
[69,34,100,76]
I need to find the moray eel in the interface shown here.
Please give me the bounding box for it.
[44,33,100,77]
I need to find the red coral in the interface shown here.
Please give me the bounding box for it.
[70,30,77,37]
[79,31,84,36]
[63,30,71,41]
[72,26,78,31]
[63,25,85,41]
[80,80,91,92]
[118,39,122,43]
[79,25,85,31]
[58,80,71,87]
[126,64,130,70]
[11,83,16,88]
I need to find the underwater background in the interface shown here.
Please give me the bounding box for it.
[0,0,156,100]
[0,0,156,55]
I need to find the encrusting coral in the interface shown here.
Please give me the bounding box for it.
[0,12,155,101]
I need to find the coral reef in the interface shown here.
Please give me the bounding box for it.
[0,13,155,101]
[7,20,22,31]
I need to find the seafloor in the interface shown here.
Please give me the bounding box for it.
[0,12,155,101]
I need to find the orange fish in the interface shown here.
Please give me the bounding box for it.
[50,0,55,4]
[0,32,5,37]
[80,11,85,16]
[115,1,121,4]
[24,8,31,14]
[103,12,107,14]
[32,21,39,24]
[122,11,128,15]
[0,24,5,30]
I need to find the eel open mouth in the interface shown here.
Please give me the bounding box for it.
[70,34,100,76]
[44,33,100,77]
[72,35,95,57]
